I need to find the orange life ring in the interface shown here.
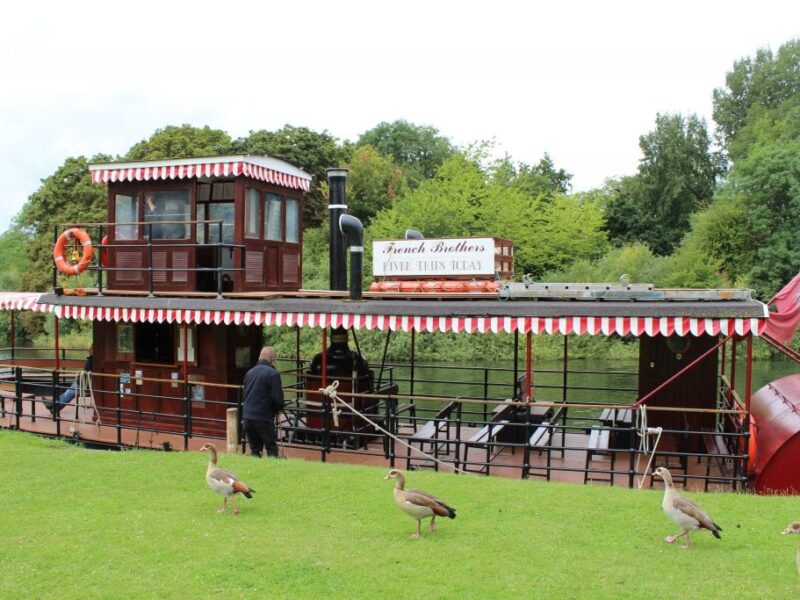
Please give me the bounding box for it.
[53,228,93,275]
[100,235,109,268]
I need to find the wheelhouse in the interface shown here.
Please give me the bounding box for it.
[90,155,310,294]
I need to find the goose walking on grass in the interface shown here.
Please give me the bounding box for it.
[781,522,800,574]
[384,469,456,539]
[200,443,255,515]
[653,467,721,548]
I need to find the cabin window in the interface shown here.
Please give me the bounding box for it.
[245,188,261,238]
[134,322,174,364]
[117,323,134,360]
[286,198,300,244]
[208,203,235,244]
[212,181,235,201]
[197,201,235,245]
[143,190,190,240]
[114,194,139,240]
[265,193,283,241]
[198,184,211,202]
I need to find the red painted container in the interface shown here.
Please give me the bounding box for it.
[750,374,800,494]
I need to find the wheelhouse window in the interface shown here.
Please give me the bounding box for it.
[144,190,190,240]
[114,194,139,240]
[286,198,300,244]
[265,193,282,241]
[245,188,261,238]
[134,322,174,364]
[197,182,235,245]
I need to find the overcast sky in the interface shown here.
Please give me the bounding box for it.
[1,0,798,233]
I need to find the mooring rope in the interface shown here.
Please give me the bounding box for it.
[635,406,663,489]
[317,381,470,475]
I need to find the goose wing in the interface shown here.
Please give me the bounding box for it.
[407,488,456,517]
[672,495,721,535]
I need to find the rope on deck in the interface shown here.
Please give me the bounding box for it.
[319,381,470,475]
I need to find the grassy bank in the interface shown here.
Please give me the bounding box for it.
[1,430,798,598]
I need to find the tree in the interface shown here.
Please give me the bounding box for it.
[125,124,232,160]
[713,39,800,155]
[229,125,349,227]
[345,145,409,224]
[368,153,607,277]
[357,120,455,187]
[603,113,723,255]
[16,156,108,295]
[493,153,572,197]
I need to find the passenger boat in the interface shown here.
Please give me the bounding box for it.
[1,154,799,494]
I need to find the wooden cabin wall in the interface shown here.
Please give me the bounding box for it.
[92,321,263,437]
[638,334,717,452]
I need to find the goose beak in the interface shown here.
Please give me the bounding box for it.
[384,474,391,480]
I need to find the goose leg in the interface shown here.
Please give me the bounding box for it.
[218,497,227,513]
[232,497,240,515]
[681,531,691,549]
[411,519,421,539]
[665,530,686,544]
[430,516,437,533]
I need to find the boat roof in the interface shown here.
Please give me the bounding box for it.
[24,292,768,337]
[88,155,312,192]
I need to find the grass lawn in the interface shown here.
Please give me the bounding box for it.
[0,430,798,599]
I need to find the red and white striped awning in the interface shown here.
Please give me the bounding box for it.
[0,292,51,313]
[0,292,767,336]
[89,156,312,192]
[51,305,767,337]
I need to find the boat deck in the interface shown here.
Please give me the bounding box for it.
[0,395,733,492]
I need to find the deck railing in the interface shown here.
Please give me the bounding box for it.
[0,363,747,491]
[51,220,244,296]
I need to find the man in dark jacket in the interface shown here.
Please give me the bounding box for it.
[242,346,285,458]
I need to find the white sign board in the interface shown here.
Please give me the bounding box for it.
[373,238,496,277]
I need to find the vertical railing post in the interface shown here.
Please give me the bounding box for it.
[14,366,23,428]
[237,386,246,454]
[51,369,60,437]
[97,224,105,295]
[322,398,330,462]
[482,368,489,421]
[628,407,637,488]
[513,330,519,398]
[216,220,224,297]
[453,401,462,474]
[522,400,531,479]
[410,329,416,398]
[183,382,191,451]
[116,377,123,447]
[9,309,15,361]
[147,224,154,297]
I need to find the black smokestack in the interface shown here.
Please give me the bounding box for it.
[339,214,364,301]
[327,168,348,291]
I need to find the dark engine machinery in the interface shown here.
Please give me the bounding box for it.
[304,328,376,446]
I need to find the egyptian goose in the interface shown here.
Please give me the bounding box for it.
[384,469,456,538]
[200,443,255,515]
[653,467,721,548]
[781,521,800,574]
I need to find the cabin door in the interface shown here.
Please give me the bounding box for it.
[195,197,235,293]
